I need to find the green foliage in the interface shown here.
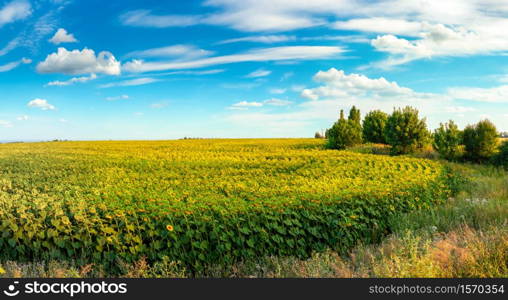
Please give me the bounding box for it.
[362,110,388,144]
[314,132,324,139]
[0,139,455,274]
[384,106,430,155]
[433,120,463,161]
[462,120,498,162]
[492,141,508,169]
[326,107,362,150]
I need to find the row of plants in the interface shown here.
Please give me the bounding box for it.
[0,139,459,273]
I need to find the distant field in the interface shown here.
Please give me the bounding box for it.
[0,139,456,272]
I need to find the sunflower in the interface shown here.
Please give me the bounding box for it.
[166,225,174,232]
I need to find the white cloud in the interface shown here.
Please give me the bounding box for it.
[16,115,29,121]
[150,101,169,109]
[123,46,344,73]
[301,68,414,101]
[27,98,56,110]
[444,106,476,113]
[99,77,160,88]
[37,48,121,75]
[126,45,213,60]
[230,101,263,109]
[105,95,129,101]
[333,18,423,36]
[0,0,31,28]
[0,37,20,56]
[217,35,296,44]
[264,98,292,106]
[0,120,13,128]
[49,28,77,44]
[47,73,97,86]
[120,10,201,27]
[0,57,31,72]
[269,88,286,94]
[447,85,508,103]
[245,68,271,78]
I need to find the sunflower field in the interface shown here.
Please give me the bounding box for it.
[0,139,458,272]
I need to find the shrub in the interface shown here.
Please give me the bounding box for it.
[433,120,463,161]
[492,141,508,169]
[463,120,498,162]
[363,110,388,144]
[314,132,324,139]
[384,106,430,155]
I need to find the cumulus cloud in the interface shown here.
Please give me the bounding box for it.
[123,46,344,73]
[46,73,97,86]
[301,68,414,101]
[245,68,271,78]
[27,98,56,110]
[37,47,121,75]
[0,0,31,27]
[49,28,77,44]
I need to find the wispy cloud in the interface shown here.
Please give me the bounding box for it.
[99,77,160,88]
[123,46,345,73]
[105,94,129,101]
[245,68,271,78]
[47,73,97,86]
[217,35,296,44]
[0,0,31,28]
[0,57,31,72]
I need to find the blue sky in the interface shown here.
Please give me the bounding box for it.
[1,0,508,140]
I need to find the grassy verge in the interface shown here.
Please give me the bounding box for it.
[0,163,506,278]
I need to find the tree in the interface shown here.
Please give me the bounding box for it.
[348,105,361,125]
[492,141,508,170]
[363,110,388,144]
[462,119,498,162]
[314,131,324,139]
[384,106,430,155]
[325,108,362,150]
[433,120,463,161]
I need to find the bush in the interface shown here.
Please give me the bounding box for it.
[326,108,362,150]
[363,110,388,144]
[433,120,463,161]
[384,106,430,155]
[314,132,324,139]
[463,120,498,162]
[492,141,508,169]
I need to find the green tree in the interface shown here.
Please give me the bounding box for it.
[384,106,430,155]
[347,106,363,145]
[433,120,463,161]
[492,141,508,169]
[463,119,498,162]
[362,110,388,144]
[326,108,362,150]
